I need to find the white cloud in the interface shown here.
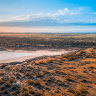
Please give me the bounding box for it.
[58,8,69,15]
[64,8,69,11]
[0,8,79,23]
[0,7,96,27]
[12,15,31,21]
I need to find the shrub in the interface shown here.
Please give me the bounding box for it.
[35,60,47,64]
[27,80,34,85]
[69,84,88,96]
[0,78,5,84]
[79,51,86,55]
[7,78,15,84]
[0,70,4,76]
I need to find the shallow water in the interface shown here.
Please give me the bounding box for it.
[0,49,73,63]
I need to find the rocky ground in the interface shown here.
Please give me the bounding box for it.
[0,48,96,96]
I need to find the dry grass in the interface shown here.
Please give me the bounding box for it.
[0,48,96,96]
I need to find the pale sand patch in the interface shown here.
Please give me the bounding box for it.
[0,49,75,63]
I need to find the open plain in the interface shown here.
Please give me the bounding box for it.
[0,33,96,96]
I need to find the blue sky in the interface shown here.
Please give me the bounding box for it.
[0,0,96,32]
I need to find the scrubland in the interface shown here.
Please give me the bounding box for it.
[0,33,96,50]
[0,48,96,96]
[0,33,96,96]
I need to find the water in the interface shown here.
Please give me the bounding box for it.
[0,49,73,63]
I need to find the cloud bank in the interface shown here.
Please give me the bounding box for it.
[0,7,96,27]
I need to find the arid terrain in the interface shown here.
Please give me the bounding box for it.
[0,48,96,96]
[0,33,96,51]
[0,0,96,95]
[0,33,96,96]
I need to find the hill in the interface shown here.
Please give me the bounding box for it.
[0,48,96,96]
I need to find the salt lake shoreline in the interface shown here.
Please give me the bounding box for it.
[0,48,77,64]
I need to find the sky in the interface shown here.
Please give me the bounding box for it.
[0,0,96,33]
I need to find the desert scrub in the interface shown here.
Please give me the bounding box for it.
[89,66,94,69]
[64,54,78,61]
[0,77,5,84]
[45,58,56,63]
[81,79,88,83]
[35,58,56,65]
[65,74,75,82]
[15,73,22,79]
[27,86,44,96]
[7,77,16,84]
[35,60,47,64]
[27,86,35,95]
[21,86,35,96]
[79,51,86,56]
[57,58,64,63]
[33,80,43,89]
[27,79,43,89]
[54,67,61,74]
[27,80,34,85]
[69,84,88,96]
[0,70,4,76]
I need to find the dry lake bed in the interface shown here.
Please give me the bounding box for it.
[0,49,75,63]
